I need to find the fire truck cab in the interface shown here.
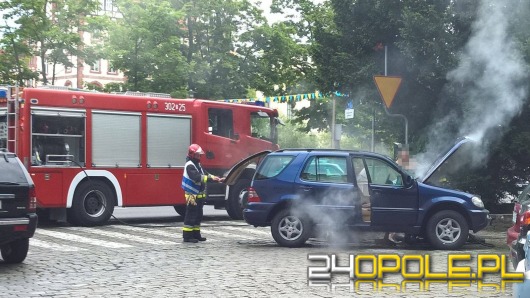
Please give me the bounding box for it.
[0,86,280,225]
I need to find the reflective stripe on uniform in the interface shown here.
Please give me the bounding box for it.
[182,226,194,232]
[182,160,203,194]
[193,226,201,231]
[182,176,200,194]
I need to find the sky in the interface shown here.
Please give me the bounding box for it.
[258,0,293,24]
[0,9,16,39]
[258,0,326,24]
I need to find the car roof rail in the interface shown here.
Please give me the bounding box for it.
[277,148,352,152]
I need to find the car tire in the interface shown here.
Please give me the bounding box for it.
[271,209,311,247]
[1,238,29,264]
[174,205,187,217]
[68,181,115,226]
[426,210,469,250]
[226,179,250,220]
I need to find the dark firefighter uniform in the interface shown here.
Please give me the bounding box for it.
[181,144,222,243]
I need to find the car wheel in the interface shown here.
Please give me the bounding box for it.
[68,181,115,226]
[226,179,250,220]
[271,209,311,247]
[174,205,187,217]
[426,210,469,250]
[1,238,29,264]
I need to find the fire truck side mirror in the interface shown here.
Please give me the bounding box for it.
[208,126,213,134]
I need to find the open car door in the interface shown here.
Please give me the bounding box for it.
[223,150,271,186]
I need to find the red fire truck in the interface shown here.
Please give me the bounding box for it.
[0,86,280,226]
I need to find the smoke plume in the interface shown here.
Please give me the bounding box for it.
[416,0,530,177]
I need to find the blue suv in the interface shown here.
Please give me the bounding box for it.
[225,137,490,249]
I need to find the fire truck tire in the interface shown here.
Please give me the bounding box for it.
[173,205,187,217]
[226,179,250,220]
[68,181,115,226]
[1,238,29,264]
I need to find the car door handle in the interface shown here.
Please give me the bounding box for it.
[301,186,312,191]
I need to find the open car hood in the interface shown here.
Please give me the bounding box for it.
[420,137,474,184]
[223,150,271,186]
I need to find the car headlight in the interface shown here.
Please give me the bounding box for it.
[472,196,484,209]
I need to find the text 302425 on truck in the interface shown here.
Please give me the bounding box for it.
[0,151,38,263]
[225,137,491,249]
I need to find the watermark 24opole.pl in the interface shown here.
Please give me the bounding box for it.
[307,253,524,293]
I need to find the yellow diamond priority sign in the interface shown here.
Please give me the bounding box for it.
[373,76,402,108]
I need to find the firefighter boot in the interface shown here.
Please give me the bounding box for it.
[194,230,207,241]
[183,230,198,243]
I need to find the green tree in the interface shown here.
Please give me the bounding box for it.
[104,0,312,100]
[0,28,37,85]
[104,0,187,95]
[0,0,102,85]
[174,0,264,99]
[239,22,314,97]
[301,0,530,210]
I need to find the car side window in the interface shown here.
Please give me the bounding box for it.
[352,157,369,196]
[300,156,348,183]
[254,155,294,180]
[365,158,403,186]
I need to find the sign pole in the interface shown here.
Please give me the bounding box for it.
[373,46,408,145]
[331,95,336,148]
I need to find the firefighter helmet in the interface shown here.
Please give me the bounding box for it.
[188,144,205,159]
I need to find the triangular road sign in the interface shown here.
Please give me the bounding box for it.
[373,76,402,108]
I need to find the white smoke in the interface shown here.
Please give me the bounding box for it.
[416,0,530,178]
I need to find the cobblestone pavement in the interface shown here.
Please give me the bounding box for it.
[0,215,523,298]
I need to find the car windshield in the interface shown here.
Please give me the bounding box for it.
[254,155,294,180]
[0,154,27,183]
[517,185,530,204]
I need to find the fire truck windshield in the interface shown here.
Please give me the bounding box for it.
[251,112,274,142]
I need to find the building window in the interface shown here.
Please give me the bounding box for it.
[29,56,37,70]
[90,60,101,73]
[107,63,117,74]
[65,56,73,73]
[101,0,116,12]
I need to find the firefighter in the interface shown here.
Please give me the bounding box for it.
[181,144,224,243]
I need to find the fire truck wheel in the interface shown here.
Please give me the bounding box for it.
[226,179,250,220]
[68,181,115,226]
[1,238,29,264]
[173,205,186,217]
